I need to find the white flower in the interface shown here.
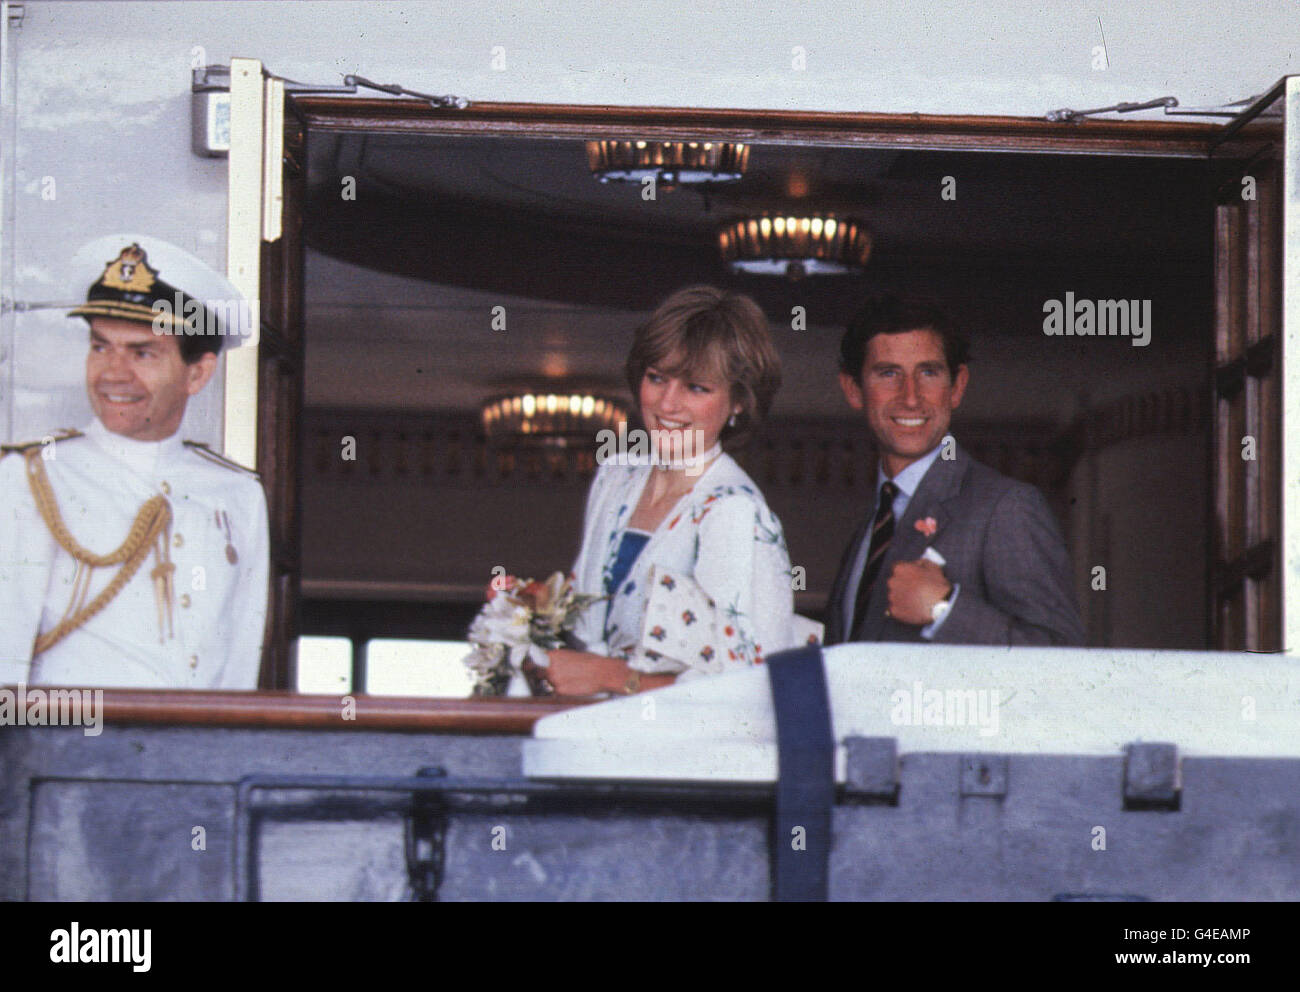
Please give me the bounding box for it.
[461,643,505,677]
[463,570,604,693]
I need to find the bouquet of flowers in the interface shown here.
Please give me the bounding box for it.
[463,571,604,696]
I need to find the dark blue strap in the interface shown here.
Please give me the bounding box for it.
[766,644,834,901]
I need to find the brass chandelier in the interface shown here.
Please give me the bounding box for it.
[586,140,749,186]
[718,214,872,278]
[481,391,629,447]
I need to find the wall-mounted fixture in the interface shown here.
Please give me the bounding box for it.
[586,140,748,187]
[718,214,871,279]
[482,392,628,447]
[192,66,469,159]
[192,65,232,157]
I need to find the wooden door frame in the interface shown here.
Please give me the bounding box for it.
[1207,77,1296,653]
[290,96,1220,156]
[235,92,1294,698]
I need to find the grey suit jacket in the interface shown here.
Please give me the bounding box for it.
[824,444,1086,646]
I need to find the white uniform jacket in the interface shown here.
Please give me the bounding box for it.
[0,419,269,689]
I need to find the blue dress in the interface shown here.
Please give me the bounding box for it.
[605,529,651,635]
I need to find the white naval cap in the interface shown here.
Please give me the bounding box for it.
[67,233,254,350]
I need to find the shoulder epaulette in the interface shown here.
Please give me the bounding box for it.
[0,428,83,459]
[183,440,260,479]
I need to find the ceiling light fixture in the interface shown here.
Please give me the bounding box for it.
[586,140,748,187]
[481,391,629,447]
[719,214,872,278]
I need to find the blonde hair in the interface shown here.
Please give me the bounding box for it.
[624,285,782,451]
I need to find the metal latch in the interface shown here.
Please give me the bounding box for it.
[1123,742,1181,810]
[404,767,449,902]
[843,736,899,802]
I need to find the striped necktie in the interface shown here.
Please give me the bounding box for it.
[852,480,899,634]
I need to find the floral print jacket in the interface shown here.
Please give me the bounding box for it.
[569,454,798,677]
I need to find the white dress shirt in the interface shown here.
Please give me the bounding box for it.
[0,419,268,688]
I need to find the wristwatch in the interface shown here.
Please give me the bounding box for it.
[930,586,955,624]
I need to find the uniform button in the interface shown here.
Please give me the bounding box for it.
[173,533,184,548]
[180,594,192,608]
[189,655,199,669]
[160,481,171,495]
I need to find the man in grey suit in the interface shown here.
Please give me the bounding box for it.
[825,296,1085,646]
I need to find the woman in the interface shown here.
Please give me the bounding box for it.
[546,285,797,695]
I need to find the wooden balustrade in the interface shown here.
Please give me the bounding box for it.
[0,687,593,733]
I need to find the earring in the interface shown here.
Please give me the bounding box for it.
[728,413,737,428]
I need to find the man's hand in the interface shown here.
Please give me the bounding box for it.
[885,558,952,626]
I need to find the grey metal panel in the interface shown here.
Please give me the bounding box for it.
[7,723,1300,900]
[259,816,411,902]
[0,723,524,901]
[4,725,523,783]
[437,812,769,902]
[0,726,39,900]
[828,755,1300,901]
[28,781,234,901]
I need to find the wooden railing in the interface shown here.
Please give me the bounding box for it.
[304,394,1204,495]
[4,688,593,733]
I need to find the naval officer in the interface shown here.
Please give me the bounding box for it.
[0,235,269,689]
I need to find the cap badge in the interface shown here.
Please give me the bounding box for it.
[99,243,158,293]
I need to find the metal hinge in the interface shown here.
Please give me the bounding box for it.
[1045,97,1178,123]
[404,767,449,902]
[1163,95,1267,118]
[194,64,468,109]
[343,75,469,109]
[1047,93,1271,123]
